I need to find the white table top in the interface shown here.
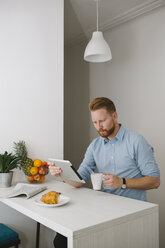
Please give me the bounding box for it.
[0,178,158,238]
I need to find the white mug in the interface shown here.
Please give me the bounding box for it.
[91,173,103,190]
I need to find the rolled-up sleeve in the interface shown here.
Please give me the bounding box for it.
[78,141,96,182]
[135,135,160,178]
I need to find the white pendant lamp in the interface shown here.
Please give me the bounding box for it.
[84,0,112,63]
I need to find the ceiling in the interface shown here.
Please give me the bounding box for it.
[65,0,165,45]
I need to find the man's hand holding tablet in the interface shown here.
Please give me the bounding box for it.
[48,160,85,188]
[48,162,63,177]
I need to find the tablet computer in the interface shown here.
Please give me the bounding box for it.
[48,158,85,183]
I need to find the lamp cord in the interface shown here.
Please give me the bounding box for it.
[96,0,99,31]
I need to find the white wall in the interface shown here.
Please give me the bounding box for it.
[89,5,165,248]
[0,0,64,247]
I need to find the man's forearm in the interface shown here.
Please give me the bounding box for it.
[125,176,160,190]
[59,175,84,188]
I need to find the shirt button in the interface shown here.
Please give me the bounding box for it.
[111,156,114,159]
[112,168,114,172]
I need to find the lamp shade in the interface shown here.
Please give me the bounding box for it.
[84,31,112,63]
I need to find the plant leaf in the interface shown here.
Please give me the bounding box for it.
[0,151,21,173]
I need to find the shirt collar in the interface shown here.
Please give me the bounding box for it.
[103,124,125,144]
[115,124,125,141]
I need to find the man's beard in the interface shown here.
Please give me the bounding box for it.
[98,125,115,138]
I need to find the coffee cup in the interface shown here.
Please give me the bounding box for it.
[91,173,103,190]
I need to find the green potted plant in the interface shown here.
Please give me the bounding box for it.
[0,151,20,187]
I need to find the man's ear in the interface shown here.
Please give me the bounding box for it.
[113,111,118,120]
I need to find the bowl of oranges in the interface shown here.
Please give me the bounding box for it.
[27,159,49,183]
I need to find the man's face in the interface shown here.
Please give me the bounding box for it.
[91,108,118,138]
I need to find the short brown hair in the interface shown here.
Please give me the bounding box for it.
[89,97,116,115]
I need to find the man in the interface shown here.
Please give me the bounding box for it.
[49,97,160,247]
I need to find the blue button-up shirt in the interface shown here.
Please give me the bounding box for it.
[78,125,160,201]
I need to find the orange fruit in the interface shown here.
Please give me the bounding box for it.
[30,166,38,175]
[34,159,42,167]
[42,161,47,166]
[38,175,45,183]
